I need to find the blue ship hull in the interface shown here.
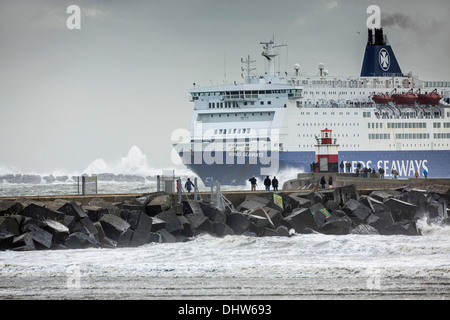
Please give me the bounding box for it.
[184,150,450,186]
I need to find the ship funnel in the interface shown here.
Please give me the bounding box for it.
[360,28,403,77]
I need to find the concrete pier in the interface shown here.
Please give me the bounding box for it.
[283,172,450,192]
[0,173,449,208]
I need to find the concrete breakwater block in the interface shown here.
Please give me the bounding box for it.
[0,200,23,216]
[43,219,70,244]
[58,201,88,220]
[147,195,172,216]
[24,224,53,249]
[99,214,130,241]
[0,230,15,250]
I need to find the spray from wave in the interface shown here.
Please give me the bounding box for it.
[0,145,194,185]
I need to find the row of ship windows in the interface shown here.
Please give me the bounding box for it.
[370,123,450,129]
[214,128,251,135]
[371,133,450,140]
[394,133,430,140]
[303,91,362,95]
[300,111,357,116]
[368,134,391,140]
[301,143,450,148]
[390,133,450,140]
[424,81,450,87]
[386,122,427,129]
[301,122,359,127]
[392,144,449,147]
[209,102,238,109]
[300,134,360,138]
[208,101,274,108]
[434,133,450,139]
[209,112,272,118]
[193,89,301,97]
[301,144,360,148]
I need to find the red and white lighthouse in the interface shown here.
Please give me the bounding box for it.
[315,128,339,172]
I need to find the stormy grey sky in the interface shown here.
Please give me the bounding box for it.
[1,0,449,175]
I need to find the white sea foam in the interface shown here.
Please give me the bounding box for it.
[1,232,449,299]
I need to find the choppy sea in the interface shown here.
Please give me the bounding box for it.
[1,179,450,300]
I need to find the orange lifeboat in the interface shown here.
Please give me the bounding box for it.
[391,91,418,105]
[371,94,393,104]
[418,89,442,105]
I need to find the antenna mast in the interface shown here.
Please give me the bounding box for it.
[261,37,286,77]
[241,55,256,83]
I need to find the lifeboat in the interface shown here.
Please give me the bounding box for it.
[417,89,442,105]
[391,91,418,105]
[371,94,393,104]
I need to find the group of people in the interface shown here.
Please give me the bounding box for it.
[249,176,279,192]
[320,175,333,189]
[338,161,353,173]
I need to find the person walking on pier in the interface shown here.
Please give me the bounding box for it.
[423,169,428,179]
[320,176,326,189]
[249,176,257,191]
[185,178,195,193]
[346,161,351,173]
[340,161,344,173]
[264,176,271,192]
[328,176,333,188]
[272,176,279,191]
[379,167,385,179]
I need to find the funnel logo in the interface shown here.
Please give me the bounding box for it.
[379,48,390,71]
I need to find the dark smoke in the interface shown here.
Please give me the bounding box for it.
[382,13,414,29]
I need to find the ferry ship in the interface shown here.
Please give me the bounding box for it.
[173,26,450,186]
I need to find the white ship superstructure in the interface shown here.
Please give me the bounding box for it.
[174,28,450,186]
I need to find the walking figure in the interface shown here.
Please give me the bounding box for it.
[249,176,257,191]
[185,178,195,193]
[320,176,326,189]
[264,176,271,192]
[272,176,279,191]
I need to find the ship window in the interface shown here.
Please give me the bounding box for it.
[261,101,264,105]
